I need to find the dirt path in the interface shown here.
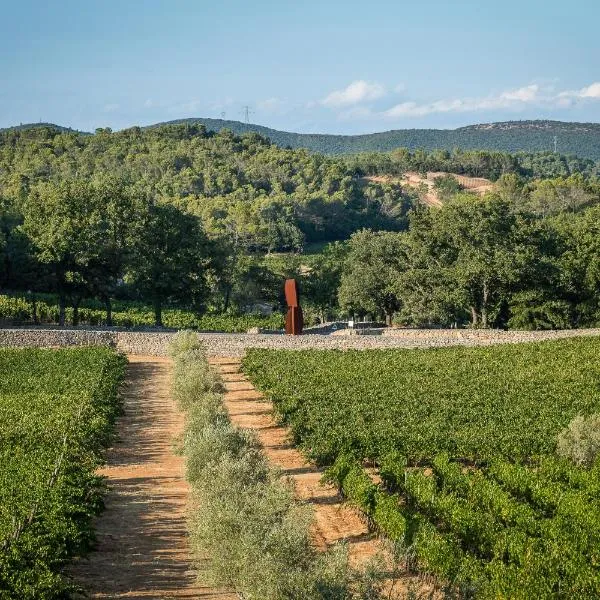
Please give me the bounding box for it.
[68,355,234,600]
[212,358,390,565]
[213,358,443,597]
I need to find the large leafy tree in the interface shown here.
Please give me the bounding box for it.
[20,180,104,325]
[338,230,407,324]
[406,194,543,328]
[128,202,213,326]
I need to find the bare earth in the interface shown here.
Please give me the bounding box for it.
[365,171,494,207]
[67,355,234,600]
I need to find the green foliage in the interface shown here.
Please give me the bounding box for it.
[347,145,600,181]
[0,293,284,332]
[557,414,600,467]
[338,230,407,323]
[432,175,463,202]
[145,118,600,163]
[0,347,126,599]
[243,338,600,597]
[169,333,385,599]
[243,339,600,464]
[0,124,412,255]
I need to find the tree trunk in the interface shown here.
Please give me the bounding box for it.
[58,293,66,327]
[481,281,489,329]
[470,306,479,327]
[72,298,81,327]
[104,296,113,326]
[153,298,163,327]
[32,295,38,325]
[223,286,231,313]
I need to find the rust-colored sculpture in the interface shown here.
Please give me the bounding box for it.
[284,278,304,335]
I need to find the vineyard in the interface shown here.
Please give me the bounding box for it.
[0,348,126,598]
[0,294,284,332]
[243,338,600,598]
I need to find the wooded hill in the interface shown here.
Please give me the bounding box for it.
[154,118,600,160]
[4,119,600,160]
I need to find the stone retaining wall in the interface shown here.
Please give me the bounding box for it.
[1,327,600,357]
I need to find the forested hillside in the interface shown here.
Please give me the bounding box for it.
[0,124,412,326]
[5,118,600,160]
[0,124,410,250]
[154,118,600,160]
[1,122,599,332]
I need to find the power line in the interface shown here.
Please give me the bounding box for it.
[241,105,253,124]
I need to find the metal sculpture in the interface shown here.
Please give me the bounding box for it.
[284,278,303,335]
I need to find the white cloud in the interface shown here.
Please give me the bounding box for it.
[560,81,600,99]
[322,80,386,107]
[580,82,600,98]
[380,82,600,119]
[500,84,539,102]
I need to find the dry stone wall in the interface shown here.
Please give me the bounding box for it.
[1,327,600,357]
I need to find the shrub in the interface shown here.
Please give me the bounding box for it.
[173,339,386,599]
[557,414,600,467]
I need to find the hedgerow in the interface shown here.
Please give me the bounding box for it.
[243,338,600,598]
[0,293,284,332]
[169,332,385,599]
[0,347,126,599]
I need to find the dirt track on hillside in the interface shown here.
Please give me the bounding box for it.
[364,171,494,207]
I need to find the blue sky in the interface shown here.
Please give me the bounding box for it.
[1,0,599,133]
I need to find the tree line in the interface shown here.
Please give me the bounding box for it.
[345,147,600,181]
[0,125,416,325]
[328,195,600,329]
[1,123,599,331]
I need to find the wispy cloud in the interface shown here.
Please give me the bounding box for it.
[373,82,600,119]
[257,97,285,112]
[103,103,120,112]
[383,85,542,118]
[559,82,600,99]
[322,80,386,107]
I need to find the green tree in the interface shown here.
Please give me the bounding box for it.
[338,230,407,324]
[302,241,348,322]
[405,196,540,328]
[20,180,105,325]
[128,202,212,326]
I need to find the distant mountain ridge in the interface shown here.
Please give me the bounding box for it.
[3,119,600,160]
[147,118,600,160]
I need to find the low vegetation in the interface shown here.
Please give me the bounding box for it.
[0,347,126,599]
[0,293,283,332]
[243,338,600,598]
[169,331,384,599]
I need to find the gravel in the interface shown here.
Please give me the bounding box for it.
[1,327,600,357]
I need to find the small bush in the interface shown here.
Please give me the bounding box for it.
[168,329,203,358]
[173,340,387,599]
[557,414,600,467]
